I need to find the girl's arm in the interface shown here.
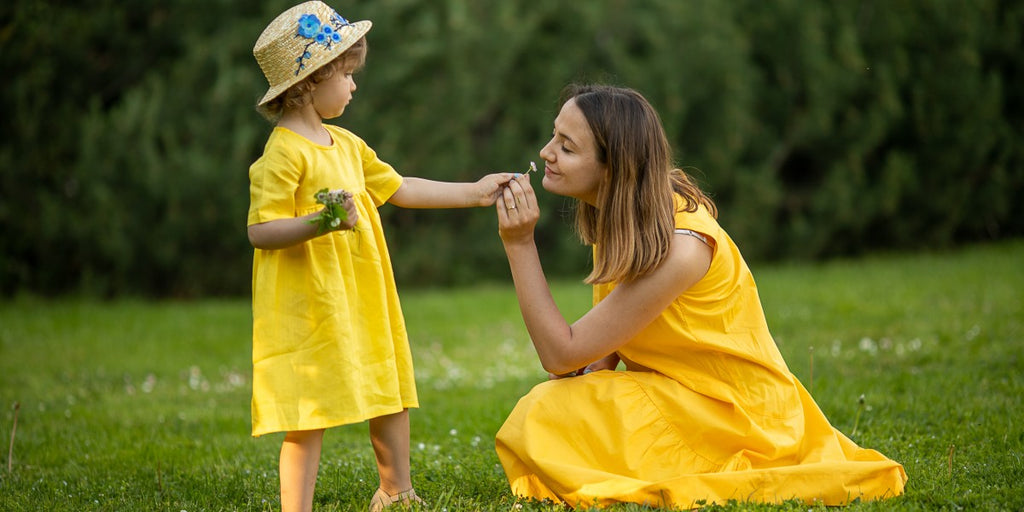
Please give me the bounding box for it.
[388,174,515,209]
[497,175,712,376]
[248,195,358,250]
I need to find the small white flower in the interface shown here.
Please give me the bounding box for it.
[858,337,878,355]
[330,217,341,228]
[909,338,923,351]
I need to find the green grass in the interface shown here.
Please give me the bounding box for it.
[1,241,1022,511]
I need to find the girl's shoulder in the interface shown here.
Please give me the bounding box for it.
[324,124,365,146]
[254,127,302,163]
[262,125,366,157]
[263,126,312,153]
[323,125,387,162]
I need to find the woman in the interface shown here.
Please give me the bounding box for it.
[494,84,906,508]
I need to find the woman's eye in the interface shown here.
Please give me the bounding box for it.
[561,145,572,154]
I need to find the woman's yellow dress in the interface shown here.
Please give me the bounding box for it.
[495,199,907,508]
[247,125,416,437]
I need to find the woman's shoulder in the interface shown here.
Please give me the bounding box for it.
[672,196,720,231]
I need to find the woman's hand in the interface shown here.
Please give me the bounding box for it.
[546,353,619,380]
[584,353,620,373]
[496,174,539,245]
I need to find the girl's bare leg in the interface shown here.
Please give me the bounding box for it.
[280,429,325,512]
[369,409,412,494]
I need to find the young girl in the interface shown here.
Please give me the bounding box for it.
[248,3,512,511]
[493,84,907,508]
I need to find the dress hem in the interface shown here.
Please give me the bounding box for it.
[251,402,419,437]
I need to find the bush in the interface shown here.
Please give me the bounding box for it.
[1,0,1021,296]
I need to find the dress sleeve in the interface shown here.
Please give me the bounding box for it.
[358,138,403,207]
[248,136,303,225]
[673,200,720,257]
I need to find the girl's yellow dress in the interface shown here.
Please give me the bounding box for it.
[247,125,416,436]
[495,199,907,508]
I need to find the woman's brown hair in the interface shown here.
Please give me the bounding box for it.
[564,84,717,284]
[257,37,368,121]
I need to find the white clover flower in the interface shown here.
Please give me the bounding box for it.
[858,337,878,355]
[309,187,355,234]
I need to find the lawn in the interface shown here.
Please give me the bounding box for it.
[1,241,1021,511]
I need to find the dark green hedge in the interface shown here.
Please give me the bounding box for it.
[1,0,1021,297]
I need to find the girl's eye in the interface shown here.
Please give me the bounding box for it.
[561,145,572,154]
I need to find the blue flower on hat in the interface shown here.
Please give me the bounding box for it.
[316,25,333,44]
[297,14,321,38]
[293,11,356,75]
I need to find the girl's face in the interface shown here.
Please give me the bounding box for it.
[538,99,607,206]
[311,67,356,119]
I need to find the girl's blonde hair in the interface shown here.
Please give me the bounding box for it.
[564,84,718,284]
[256,37,368,122]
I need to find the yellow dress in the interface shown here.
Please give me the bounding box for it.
[247,125,416,437]
[495,198,907,508]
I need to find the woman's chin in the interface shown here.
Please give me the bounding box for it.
[540,179,578,201]
[539,176,558,194]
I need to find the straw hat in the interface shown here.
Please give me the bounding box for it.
[254,1,372,106]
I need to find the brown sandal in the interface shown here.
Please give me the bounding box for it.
[368,487,423,511]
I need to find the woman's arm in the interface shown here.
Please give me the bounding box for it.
[388,174,515,209]
[497,175,712,375]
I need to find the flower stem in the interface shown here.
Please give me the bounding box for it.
[7,401,18,474]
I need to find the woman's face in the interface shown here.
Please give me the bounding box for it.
[538,98,607,206]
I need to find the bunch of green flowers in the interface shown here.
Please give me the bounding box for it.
[309,188,353,234]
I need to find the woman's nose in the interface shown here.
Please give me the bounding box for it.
[539,139,555,162]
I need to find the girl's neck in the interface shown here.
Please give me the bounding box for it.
[277,107,332,146]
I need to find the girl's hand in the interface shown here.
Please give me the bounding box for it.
[496,174,539,245]
[336,194,359,230]
[475,173,518,207]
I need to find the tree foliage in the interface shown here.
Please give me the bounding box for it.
[1,0,1021,296]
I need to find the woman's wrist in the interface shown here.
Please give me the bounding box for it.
[501,236,537,255]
